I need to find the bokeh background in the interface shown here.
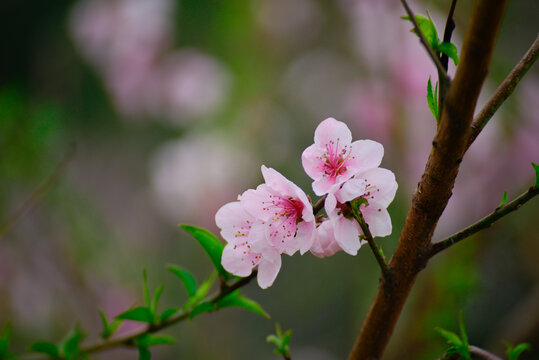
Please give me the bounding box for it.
[1,0,538,359]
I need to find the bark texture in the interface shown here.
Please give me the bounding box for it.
[348,1,508,358]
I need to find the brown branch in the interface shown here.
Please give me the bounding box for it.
[429,186,538,257]
[440,0,458,72]
[348,0,508,358]
[468,33,539,147]
[0,144,76,241]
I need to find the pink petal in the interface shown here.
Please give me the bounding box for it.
[301,144,325,181]
[215,201,254,243]
[239,185,274,222]
[347,139,384,172]
[257,254,282,289]
[310,221,342,258]
[324,192,338,215]
[357,168,398,207]
[296,220,315,254]
[221,243,257,277]
[333,216,362,255]
[314,118,353,148]
[261,165,291,195]
[312,177,337,196]
[362,202,392,237]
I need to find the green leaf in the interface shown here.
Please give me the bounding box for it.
[459,311,470,352]
[189,301,215,319]
[160,308,179,323]
[438,41,459,65]
[61,325,85,360]
[427,77,439,121]
[216,291,270,319]
[401,14,439,50]
[0,326,17,360]
[30,342,60,358]
[180,225,231,280]
[137,346,151,360]
[116,307,154,323]
[505,341,531,360]
[532,162,539,188]
[167,265,197,297]
[142,269,151,307]
[98,309,122,340]
[435,327,462,347]
[498,191,508,208]
[267,323,292,357]
[136,334,176,347]
[150,285,164,317]
[184,272,217,310]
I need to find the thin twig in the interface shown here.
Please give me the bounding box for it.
[312,195,326,215]
[429,186,539,258]
[438,0,458,113]
[22,272,257,359]
[469,345,504,360]
[400,0,449,84]
[0,144,76,241]
[469,33,539,148]
[440,0,458,72]
[351,207,390,279]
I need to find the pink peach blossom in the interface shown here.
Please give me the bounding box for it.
[215,202,281,289]
[325,167,397,255]
[241,166,315,256]
[302,118,384,195]
[309,220,343,258]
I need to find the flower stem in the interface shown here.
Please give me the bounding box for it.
[351,205,391,280]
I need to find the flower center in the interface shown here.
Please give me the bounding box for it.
[322,138,352,178]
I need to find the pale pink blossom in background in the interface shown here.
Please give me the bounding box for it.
[70,0,231,123]
[302,118,384,195]
[240,166,315,255]
[256,0,324,47]
[150,135,256,227]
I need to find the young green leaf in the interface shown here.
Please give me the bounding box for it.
[160,308,179,323]
[216,291,270,319]
[0,326,17,360]
[267,323,292,357]
[435,327,462,348]
[532,162,539,187]
[116,307,154,323]
[61,325,85,360]
[498,191,508,208]
[427,77,439,121]
[505,341,531,360]
[30,342,60,358]
[189,301,215,319]
[167,265,197,298]
[150,285,164,317]
[184,272,217,310]
[98,309,122,340]
[179,225,231,280]
[401,14,439,50]
[136,334,176,347]
[458,313,470,360]
[438,42,460,65]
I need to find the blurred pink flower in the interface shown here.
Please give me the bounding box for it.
[302,118,384,195]
[150,135,257,227]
